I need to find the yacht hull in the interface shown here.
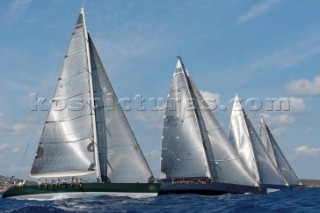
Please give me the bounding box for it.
[159,182,266,195]
[2,183,160,200]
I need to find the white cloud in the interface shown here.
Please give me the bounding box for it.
[11,123,29,135]
[284,75,320,97]
[280,97,309,113]
[0,117,38,135]
[270,127,287,138]
[294,146,320,156]
[262,113,296,138]
[238,0,280,23]
[261,113,296,129]
[5,0,31,24]
[0,144,21,153]
[0,143,9,150]
[11,147,20,153]
[260,97,308,137]
[134,110,164,130]
[306,127,313,135]
[265,97,309,113]
[0,121,11,134]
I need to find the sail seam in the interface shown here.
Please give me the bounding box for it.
[46,113,92,123]
[39,137,92,144]
[66,49,86,57]
[58,70,89,80]
[53,91,90,99]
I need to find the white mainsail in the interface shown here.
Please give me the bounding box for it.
[161,57,256,187]
[161,58,211,179]
[31,9,95,178]
[31,8,154,183]
[260,117,301,186]
[229,96,287,186]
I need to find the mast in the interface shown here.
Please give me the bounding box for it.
[81,8,102,182]
[178,56,216,181]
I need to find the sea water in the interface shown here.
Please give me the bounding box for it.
[1,188,320,212]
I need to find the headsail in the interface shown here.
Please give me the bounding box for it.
[189,80,256,186]
[89,35,154,183]
[229,96,287,185]
[31,9,95,178]
[260,117,301,185]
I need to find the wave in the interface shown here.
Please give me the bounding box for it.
[0,188,319,213]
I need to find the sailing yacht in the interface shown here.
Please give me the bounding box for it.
[228,96,288,190]
[260,117,302,186]
[159,57,265,195]
[3,8,159,199]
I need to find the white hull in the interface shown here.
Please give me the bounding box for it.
[266,188,280,193]
[5,192,158,200]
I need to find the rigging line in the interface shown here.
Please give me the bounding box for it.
[15,121,39,180]
[145,109,164,172]
[146,62,173,170]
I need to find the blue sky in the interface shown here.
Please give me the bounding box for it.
[0,0,319,180]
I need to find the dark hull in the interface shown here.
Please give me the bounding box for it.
[2,183,160,199]
[159,182,266,195]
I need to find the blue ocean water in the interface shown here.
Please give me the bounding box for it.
[1,188,319,213]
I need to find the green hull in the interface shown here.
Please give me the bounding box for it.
[2,183,160,199]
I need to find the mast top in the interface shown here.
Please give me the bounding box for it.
[176,56,183,69]
[80,7,84,15]
[176,56,188,76]
[81,0,85,12]
[232,95,243,111]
